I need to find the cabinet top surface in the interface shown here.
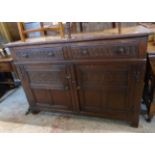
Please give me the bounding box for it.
[5,25,152,48]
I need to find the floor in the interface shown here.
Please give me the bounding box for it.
[0,86,155,132]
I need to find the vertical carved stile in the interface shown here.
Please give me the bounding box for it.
[17,65,25,80]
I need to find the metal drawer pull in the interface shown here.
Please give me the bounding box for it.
[48,52,55,56]
[118,47,125,53]
[22,53,29,58]
[82,50,88,55]
[65,75,71,79]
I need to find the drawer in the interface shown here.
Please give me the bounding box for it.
[0,62,12,72]
[14,46,65,61]
[69,42,139,59]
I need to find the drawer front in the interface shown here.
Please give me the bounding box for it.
[0,62,12,72]
[14,46,65,61]
[11,37,147,61]
[69,42,139,59]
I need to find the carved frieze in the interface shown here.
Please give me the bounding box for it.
[70,44,139,58]
[15,47,64,60]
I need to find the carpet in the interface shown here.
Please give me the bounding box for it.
[0,87,155,132]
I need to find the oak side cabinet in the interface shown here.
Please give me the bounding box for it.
[6,33,148,127]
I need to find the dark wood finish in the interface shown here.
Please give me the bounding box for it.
[112,22,116,28]
[76,64,135,113]
[6,33,148,127]
[79,22,83,32]
[20,63,74,111]
[143,53,155,121]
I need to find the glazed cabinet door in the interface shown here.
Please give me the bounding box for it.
[17,63,74,112]
[74,63,139,119]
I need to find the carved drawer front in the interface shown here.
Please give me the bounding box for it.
[14,46,64,61]
[69,42,139,59]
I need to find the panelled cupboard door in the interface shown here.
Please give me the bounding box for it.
[75,63,136,115]
[19,63,74,111]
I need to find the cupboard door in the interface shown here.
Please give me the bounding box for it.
[22,63,74,111]
[75,63,135,114]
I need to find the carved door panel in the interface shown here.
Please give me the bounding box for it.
[21,63,74,111]
[75,63,136,114]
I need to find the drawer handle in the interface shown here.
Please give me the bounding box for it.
[22,53,29,58]
[118,47,125,53]
[82,50,88,55]
[48,52,55,57]
[65,75,71,79]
